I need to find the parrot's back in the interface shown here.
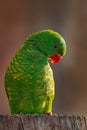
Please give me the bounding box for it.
[5,44,55,114]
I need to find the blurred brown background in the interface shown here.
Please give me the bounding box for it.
[0,0,87,115]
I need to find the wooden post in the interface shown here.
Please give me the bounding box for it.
[0,114,87,130]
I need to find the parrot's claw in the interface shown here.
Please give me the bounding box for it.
[18,112,24,116]
[43,112,53,115]
[43,112,58,116]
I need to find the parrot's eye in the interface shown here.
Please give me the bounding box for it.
[54,44,58,49]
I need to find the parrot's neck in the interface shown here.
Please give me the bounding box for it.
[21,43,48,66]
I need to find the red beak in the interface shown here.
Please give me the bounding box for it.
[49,54,62,64]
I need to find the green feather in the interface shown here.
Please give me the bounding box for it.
[5,30,66,114]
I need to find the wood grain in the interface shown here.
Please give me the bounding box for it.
[0,114,87,130]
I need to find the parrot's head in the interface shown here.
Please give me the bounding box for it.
[29,30,66,64]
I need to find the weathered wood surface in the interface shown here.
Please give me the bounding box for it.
[0,114,87,130]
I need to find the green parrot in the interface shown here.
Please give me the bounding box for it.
[5,30,66,114]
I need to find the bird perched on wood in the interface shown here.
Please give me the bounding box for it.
[5,30,66,114]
